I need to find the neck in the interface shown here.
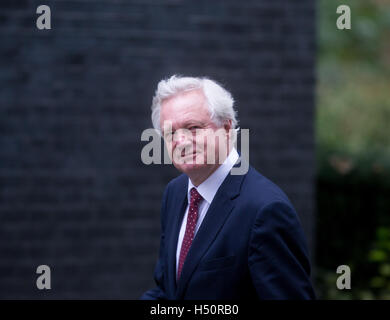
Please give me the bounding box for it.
[189,146,232,186]
[189,164,221,187]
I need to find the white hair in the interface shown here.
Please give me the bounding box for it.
[151,75,238,134]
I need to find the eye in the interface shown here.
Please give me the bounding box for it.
[164,131,174,139]
[189,126,199,131]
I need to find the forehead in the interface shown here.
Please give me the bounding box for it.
[160,89,211,127]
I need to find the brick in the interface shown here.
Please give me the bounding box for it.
[0,0,315,298]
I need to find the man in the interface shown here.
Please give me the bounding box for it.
[141,75,316,299]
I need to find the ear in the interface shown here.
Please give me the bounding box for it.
[223,119,232,132]
[223,120,234,149]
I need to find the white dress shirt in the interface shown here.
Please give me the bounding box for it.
[176,148,239,275]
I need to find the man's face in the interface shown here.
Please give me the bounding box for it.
[160,89,231,178]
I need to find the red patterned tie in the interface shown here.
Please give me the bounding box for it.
[177,187,203,280]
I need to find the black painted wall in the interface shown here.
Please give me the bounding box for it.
[0,0,316,298]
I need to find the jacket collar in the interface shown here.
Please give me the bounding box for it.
[167,159,248,299]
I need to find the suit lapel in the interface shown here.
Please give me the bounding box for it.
[166,178,188,297]
[175,169,246,299]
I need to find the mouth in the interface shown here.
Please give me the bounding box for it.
[181,150,197,157]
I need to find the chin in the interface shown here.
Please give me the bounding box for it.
[174,162,207,175]
[172,151,220,177]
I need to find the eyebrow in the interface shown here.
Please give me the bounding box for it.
[181,120,205,128]
[163,120,206,134]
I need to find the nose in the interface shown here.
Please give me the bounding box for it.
[174,129,192,145]
[173,130,194,155]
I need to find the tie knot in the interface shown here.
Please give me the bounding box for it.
[190,187,202,205]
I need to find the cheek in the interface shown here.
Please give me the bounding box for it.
[164,141,174,153]
[193,134,207,149]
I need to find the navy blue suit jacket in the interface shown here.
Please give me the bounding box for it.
[141,164,316,299]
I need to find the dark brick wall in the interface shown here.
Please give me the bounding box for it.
[0,0,316,298]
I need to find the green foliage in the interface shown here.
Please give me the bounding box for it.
[317,0,390,172]
[318,0,390,69]
[316,0,390,300]
[315,226,390,300]
[316,64,390,177]
[315,268,354,300]
[365,227,390,299]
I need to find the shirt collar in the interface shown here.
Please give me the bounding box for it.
[187,148,239,204]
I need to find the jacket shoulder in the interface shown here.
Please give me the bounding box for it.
[241,166,294,209]
[166,173,187,192]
